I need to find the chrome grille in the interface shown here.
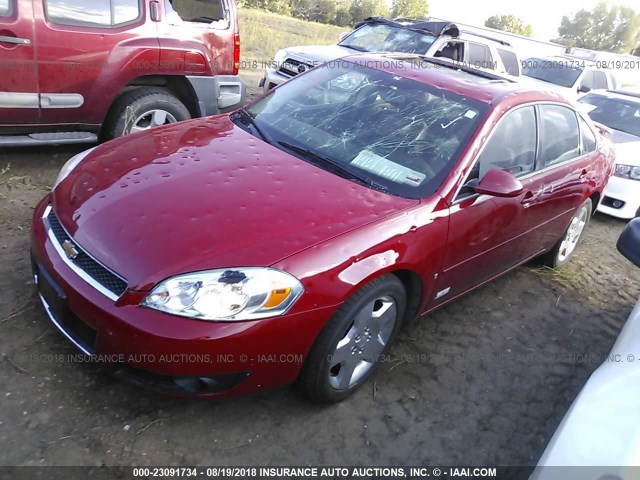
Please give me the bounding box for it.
[43,206,128,299]
[278,58,312,78]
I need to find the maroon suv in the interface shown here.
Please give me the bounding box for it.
[0,0,245,146]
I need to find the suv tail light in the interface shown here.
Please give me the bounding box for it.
[233,33,240,76]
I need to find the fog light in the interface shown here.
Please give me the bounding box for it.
[613,200,624,209]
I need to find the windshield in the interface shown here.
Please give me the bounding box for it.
[579,94,640,137]
[339,23,437,54]
[522,59,583,88]
[234,62,487,199]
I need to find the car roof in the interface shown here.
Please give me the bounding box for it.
[345,53,572,105]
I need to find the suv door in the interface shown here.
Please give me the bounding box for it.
[431,105,540,305]
[33,0,157,125]
[0,0,39,124]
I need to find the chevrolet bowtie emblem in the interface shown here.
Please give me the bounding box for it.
[62,240,79,260]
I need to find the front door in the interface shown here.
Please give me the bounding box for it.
[0,0,39,124]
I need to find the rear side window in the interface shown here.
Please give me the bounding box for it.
[497,48,519,76]
[168,0,227,24]
[592,71,608,90]
[45,0,141,27]
[540,105,580,167]
[0,0,12,17]
[579,117,597,154]
[468,42,493,68]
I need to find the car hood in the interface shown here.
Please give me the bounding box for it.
[532,296,640,476]
[52,116,417,291]
[610,130,640,167]
[283,44,358,64]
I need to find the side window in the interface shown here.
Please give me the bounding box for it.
[539,105,580,167]
[433,41,464,62]
[0,0,12,17]
[167,0,227,25]
[592,71,608,90]
[45,0,141,27]
[458,106,537,197]
[579,117,597,154]
[497,48,519,76]
[579,71,594,91]
[468,42,493,68]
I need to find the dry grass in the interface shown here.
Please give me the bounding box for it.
[239,8,345,63]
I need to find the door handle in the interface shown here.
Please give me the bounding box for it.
[521,189,542,205]
[0,36,31,45]
[579,169,589,181]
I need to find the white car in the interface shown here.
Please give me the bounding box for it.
[531,218,640,480]
[521,56,619,100]
[578,91,640,219]
[259,18,521,92]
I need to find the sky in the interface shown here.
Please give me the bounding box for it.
[426,0,640,42]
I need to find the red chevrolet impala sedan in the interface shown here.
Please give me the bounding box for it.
[31,54,614,402]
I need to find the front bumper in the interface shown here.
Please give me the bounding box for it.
[259,67,293,93]
[597,175,640,220]
[30,197,337,397]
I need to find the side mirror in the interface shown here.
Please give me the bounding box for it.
[339,32,350,42]
[473,168,524,198]
[578,85,591,94]
[617,218,640,268]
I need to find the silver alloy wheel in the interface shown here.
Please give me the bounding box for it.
[328,296,397,390]
[129,109,178,134]
[558,205,589,262]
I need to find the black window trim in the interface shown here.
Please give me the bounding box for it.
[44,0,144,29]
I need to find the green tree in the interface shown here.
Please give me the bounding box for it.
[349,0,389,22]
[291,0,336,23]
[335,0,353,26]
[238,0,291,15]
[485,14,533,36]
[557,1,640,53]
[391,0,428,19]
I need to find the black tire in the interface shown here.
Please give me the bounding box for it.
[298,275,406,403]
[543,198,592,269]
[103,87,191,140]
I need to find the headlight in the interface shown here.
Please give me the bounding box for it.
[272,49,287,68]
[52,147,97,190]
[614,164,640,181]
[142,268,304,321]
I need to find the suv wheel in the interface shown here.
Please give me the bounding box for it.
[104,87,191,139]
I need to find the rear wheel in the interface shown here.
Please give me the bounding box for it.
[544,198,592,269]
[103,87,191,140]
[298,275,406,403]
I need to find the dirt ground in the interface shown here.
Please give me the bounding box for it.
[1,74,640,470]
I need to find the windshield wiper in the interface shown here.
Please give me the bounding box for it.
[231,109,271,144]
[278,141,389,193]
[341,44,369,52]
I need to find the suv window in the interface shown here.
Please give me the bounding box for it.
[339,22,437,54]
[0,0,11,16]
[477,106,537,179]
[168,0,227,24]
[579,117,596,153]
[45,0,141,26]
[468,42,493,68]
[434,41,464,62]
[540,105,580,167]
[497,48,519,76]
[592,71,608,89]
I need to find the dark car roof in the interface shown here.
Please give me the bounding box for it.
[345,53,571,106]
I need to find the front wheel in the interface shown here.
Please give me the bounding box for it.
[544,198,592,269]
[298,275,406,403]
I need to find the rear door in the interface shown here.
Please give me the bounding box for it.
[0,0,39,124]
[33,0,156,125]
